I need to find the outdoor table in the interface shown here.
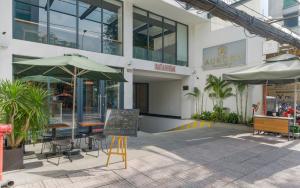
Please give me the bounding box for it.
[46,123,69,154]
[79,122,104,152]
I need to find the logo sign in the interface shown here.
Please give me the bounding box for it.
[155,63,176,72]
[203,39,246,70]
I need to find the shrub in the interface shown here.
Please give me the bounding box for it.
[226,112,240,124]
[200,111,212,120]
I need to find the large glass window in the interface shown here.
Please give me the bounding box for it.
[78,0,102,52]
[177,23,188,66]
[49,0,77,48]
[283,0,298,9]
[102,0,123,56]
[14,0,48,43]
[149,13,163,62]
[13,0,123,56]
[133,8,148,60]
[163,19,176,65]
[133,7,188,66]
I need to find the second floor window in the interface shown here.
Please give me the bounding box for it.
[13,0,123,56]
[133,7,188,66]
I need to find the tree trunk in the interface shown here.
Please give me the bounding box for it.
[240,92,243,122]
[244,85,249,123]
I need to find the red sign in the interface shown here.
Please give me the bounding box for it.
[154,63,176,72]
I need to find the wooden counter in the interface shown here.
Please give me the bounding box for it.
[254,115,293,135]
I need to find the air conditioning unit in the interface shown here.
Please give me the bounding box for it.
[0,32,9,48]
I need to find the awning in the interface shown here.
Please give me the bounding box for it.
[223,54,300,84]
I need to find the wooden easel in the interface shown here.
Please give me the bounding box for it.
[106,136,127,169]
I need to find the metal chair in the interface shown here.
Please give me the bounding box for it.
[90,133,108,157]
[40,131,53,154]
[47,137,73,165]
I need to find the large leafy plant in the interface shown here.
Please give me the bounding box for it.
[0,80,49,148]
[205,74,233,109]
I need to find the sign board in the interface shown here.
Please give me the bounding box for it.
[104,109,140,137]
[203,39,246,70]
[263,40,279,55]
[154,63,176,72]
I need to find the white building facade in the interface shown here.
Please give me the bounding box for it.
[0,0,265,126]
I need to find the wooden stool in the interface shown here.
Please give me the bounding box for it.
[106,136,127,169]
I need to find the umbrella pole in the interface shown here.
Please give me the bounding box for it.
[72,68,77,144]
[294,80,297,126]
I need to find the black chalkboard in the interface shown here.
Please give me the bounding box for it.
[104,109,140,137]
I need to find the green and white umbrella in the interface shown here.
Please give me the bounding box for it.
[14,54,126,141]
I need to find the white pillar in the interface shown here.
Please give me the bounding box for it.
[0,0,13,81]
[123,0,133,109]
[124,68,133,109]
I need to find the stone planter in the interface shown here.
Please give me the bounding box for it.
[3,147,24,171]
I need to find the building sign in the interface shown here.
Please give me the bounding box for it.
[155,63,176,72]
[203,39,246,70]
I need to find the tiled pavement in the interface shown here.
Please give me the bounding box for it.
[3,123,300,188]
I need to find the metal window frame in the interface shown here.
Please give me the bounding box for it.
[133,6,189,67]
[13,0,124,56]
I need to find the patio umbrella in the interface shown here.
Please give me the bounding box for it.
[13,54,126,142]
[20,75,70,85]
[223,54,300,125]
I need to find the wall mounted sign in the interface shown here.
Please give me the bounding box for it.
[104,109,140,137]
[203,39,246,70]
[155,63,176,72]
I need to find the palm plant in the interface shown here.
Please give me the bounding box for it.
[205,75,233,109]
[233,82,249,123]
[0,80,49,148]
[185,87,201,114]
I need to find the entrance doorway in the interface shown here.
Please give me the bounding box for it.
[133,83,149,114]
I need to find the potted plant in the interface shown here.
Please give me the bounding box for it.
[0,80,48,171]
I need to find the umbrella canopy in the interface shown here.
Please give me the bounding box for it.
[13,54,126,142]
[223,54,300,84]
[20,75,70,85]
[14,54,126,81]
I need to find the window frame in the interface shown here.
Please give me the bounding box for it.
[13,0,124,56]
[133,6,189,67]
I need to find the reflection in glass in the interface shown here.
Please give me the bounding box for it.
[102,0,123,56]
[49,0,77,48]
[148,14,163,62]
[106,81,119,109]
[163,19,176,65]
[83,80,100,121]
[133,8,148,60]
[14,0,48,43]
[78,0,102,52]
[177,23,188,66]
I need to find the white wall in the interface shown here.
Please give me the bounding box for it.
[188,21,264,116]
[149,80,182,117]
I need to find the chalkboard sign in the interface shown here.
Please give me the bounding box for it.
[104,109,140,137]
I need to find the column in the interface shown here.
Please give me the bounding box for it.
[0,0,13,81]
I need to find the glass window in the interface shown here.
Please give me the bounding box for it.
[148,13,163,62]
[163,19,176,65]
[133,8,148,60]
[78,0,102,52]
[14,0,48,43]
[49,0,77,48]
[133,7,188,66]
[106,81,120,109]
[102,0,123,56]
[283,0,298,9]
[177,23,188,66]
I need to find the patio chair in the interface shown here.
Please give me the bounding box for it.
[47,137,73,165]
[40,131,53,154]
[89,132,108,157]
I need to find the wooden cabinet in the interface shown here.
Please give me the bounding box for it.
[254,115,293,134]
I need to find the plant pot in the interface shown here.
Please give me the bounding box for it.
[3,147,24,171]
